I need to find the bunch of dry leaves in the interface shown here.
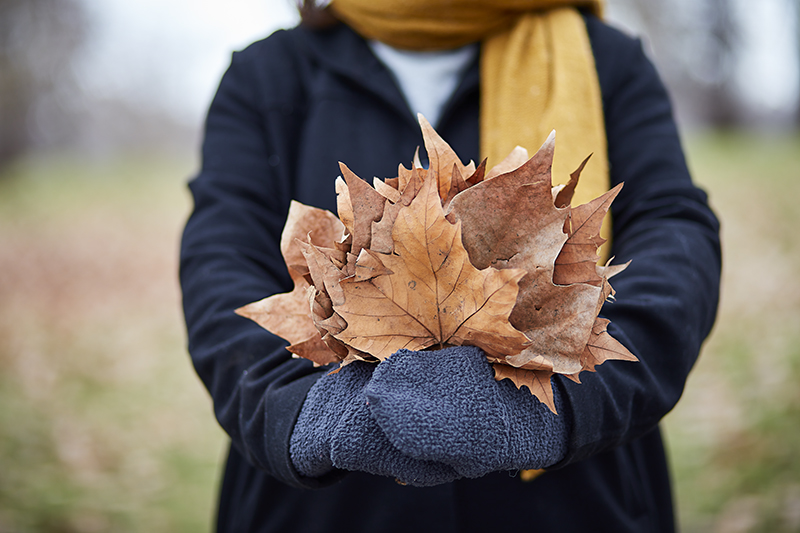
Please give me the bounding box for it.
[237,116,636,412]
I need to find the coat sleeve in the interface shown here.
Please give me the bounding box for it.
[179,34,344,489]
[552,19,722,466]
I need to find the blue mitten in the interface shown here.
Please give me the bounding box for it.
[290,361,460,486]
[364,346,570,479]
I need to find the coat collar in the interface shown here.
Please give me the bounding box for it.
[292,23,479,131]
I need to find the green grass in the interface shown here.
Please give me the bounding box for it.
[0,131,798,532]
[0,153,225,532]
[664,130,800,532]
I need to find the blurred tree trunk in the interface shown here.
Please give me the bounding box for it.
[796,0,800,126]
[0,0,86,171]
[610,0,740,127]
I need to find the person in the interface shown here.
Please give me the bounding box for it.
[179,0,721,531]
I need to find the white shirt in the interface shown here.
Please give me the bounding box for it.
[368,40,479,128]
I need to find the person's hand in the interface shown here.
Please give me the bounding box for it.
[290,361,460,486]
[364,346,570,478]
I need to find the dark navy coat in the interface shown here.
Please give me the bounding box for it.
[180,13,721,533]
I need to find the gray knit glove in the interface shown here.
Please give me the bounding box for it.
[364,346,570,478]
[289,361,460,486]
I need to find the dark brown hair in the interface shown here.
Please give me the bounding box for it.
[297,0,339,29]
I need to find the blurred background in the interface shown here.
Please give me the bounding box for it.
[0,0,798,531]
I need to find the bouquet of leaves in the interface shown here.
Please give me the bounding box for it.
[237,116,636,412]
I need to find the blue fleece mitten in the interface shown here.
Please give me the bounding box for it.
[364,346,570,479]
[290,361,460,486]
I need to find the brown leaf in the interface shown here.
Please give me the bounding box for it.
[307,286,365,365]
[579,317,637,373]
[484,145,529,180]
[446,133,612,377]
[281,201,345,278]
[235,280,340,367]
[354,248,393,281]
[442,163,468,212]
[333,173,529,360]
[370,167,425,254]
[446,132,565,273]
[493,364,557,414]
[553,183,623,286]
[287,335,339,367]
[554,154,591,208]
[235,278,317,347]
[419,114,471,202]
[373,177,401,203]
[335,176,354,239]
[508,282,603,373]
[339,162,386,255]
[465,158,487,187]
[299,240,346,307]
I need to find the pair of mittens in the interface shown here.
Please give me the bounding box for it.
[290,346,569,485]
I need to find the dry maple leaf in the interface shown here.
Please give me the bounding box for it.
[235,201,346,366]
[236,115,637,413]
[444,130,635,410]
[332,172,529,360]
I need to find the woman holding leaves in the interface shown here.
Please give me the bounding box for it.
[179,0,721,531]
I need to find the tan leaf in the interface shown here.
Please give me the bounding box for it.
[235,280,340,367]
[554,154,591,208]
[446,130,564,272]
[339,162,386,255]
[332,277,439,360]
[354,248,393,281]
[597,258,630,282]
[412,146,423,170]
[485,145,529,180]
[298,240,346,307]
[333,173,529,360]
[235,278,317,347]
[579,317,637,373]
[505,351,582,374]
[395,148,422,192]
[493,364,557,414]
[282,201,345,278]
[399,166,425,205]
[553,183,623,286]
[419,114,471,202]
[370,167,426,254]
[465,158,487,187]
[373,177,401,203]
[287,335,339,367]
[508,282,603,372]
[335,176,354,239]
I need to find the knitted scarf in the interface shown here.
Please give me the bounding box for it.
[329,0,610,255]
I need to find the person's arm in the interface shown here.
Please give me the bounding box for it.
[551,18,721,466]
[180,32,459,489]
[180,34,341,489]
[360,21,720,475]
